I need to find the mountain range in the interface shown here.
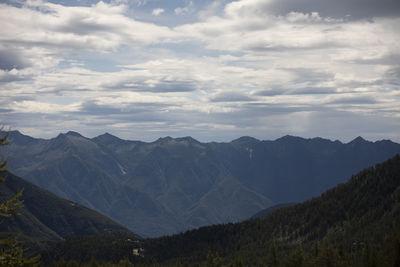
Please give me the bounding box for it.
[3,130,400,237]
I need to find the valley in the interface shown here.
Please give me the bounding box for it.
[3,130,400,237]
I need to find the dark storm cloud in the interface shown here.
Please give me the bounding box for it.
[267,0,400,20]
[0,49,31,71]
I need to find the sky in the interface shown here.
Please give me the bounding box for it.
[0,0,399,142]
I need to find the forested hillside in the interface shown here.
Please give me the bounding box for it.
[0,172,135,253]
[42,155,400,266]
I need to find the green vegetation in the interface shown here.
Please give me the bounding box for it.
[0,130,40,266]
[40,234,143,266]
[40,155,400,266]
[0,172,134,246]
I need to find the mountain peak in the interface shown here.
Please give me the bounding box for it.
[349,136,368,145]
[103,132,115,137]
[176,136,200,143]
[275,135,304,142]
[232,136,260,144]
[154,136,174,143]
[95,132,120,141]
[65,131,83,137]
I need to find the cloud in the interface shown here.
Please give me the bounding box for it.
[0,0,399,143]
[211,91,255,102]
[0,69,33,83]
[0,1,176,52]
[175,1,194,15]
[175,0,400,57]
[265,0,400,20]
[0,49,31,71]
[198,0,227,19]
[383,67,400,86]
[220,0,400,21]
[326,95,379,105]
[152,8,165,16]
[123,0,147,7]
[256,86,338,96]
[122,80,197,93]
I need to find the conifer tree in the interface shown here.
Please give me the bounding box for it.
[266,243,278,267]
[0,130,40,266]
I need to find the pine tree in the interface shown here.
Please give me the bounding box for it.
[0,130,40,266]
[282,246,306,267]
[266,243,278,267]
[316,241,337,267]
[205,252,222,267]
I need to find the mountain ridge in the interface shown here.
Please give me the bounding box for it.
[2,130,400,237]
[9,130,392,145]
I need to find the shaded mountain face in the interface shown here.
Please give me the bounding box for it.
[2,130,400,237]
[143,155,400,265]
[0,172,134,250]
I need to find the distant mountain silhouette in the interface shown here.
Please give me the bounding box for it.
[3,130,400,237]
